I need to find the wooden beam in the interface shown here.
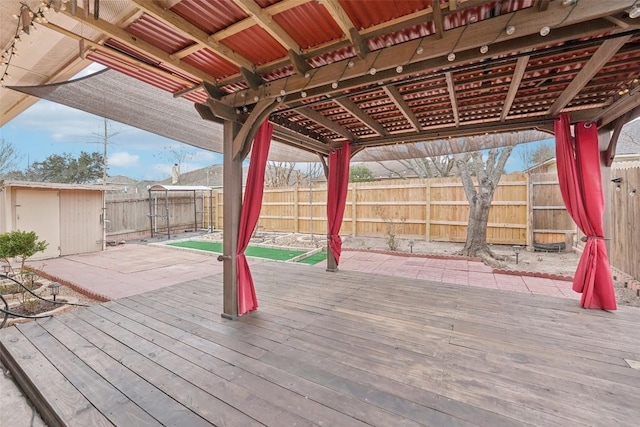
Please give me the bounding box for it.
[42,21,194,87]
[432,0,444,39]
[320,0,353,36]
[240,67,265,90]
[320,0,369,59]
[221,4,621,107]
[61,6,216,84]
[537,0,551,12]
[207,99,243,123]
[548,36,632,116]
[601,113,629,167]
[595,85,640,128]
[234,0,300,51]
[501,55,530,121]
[350,117,554,149]
[210,0,311,42]
[271,125,331,155]
[445,72,459,127]
[288,49,310,77]
[269,114,333,146]
[128,0,253,69]
[383,85,422,131]
[233,99,279,160]
[349,28,370,60]
[194,103,224,124]
[170,43,202,60]
[334,97,387,136]
[298,107,356,141]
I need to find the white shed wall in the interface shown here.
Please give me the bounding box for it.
[60,190,103,256]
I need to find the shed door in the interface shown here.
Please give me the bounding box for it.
[16,189,61,259]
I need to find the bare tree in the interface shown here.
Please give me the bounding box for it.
[377,155,465,179]
[455,147,514,265]
[0,138,22,177]
[265,161,297,187]
[518,140,554,170]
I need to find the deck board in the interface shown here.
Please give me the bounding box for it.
[1,262,639,426]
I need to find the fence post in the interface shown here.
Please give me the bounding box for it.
[351,183,357,237]
[214,191,219,230]
[425,179,431,241]
[526,173,533,250]
[294,184,299,233]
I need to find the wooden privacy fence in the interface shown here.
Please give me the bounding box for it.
[106,173,575,248]
[206,174,532,245]
[529,172,577,250]
[106,194,210,239]
[610,163,640,281]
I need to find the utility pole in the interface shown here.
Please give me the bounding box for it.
[102,117,108,185]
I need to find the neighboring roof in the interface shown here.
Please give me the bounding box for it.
[2,1,640,161]
[147,184,212,192]
[0,180,118,191]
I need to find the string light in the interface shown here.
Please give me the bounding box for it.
[1,1,59,86]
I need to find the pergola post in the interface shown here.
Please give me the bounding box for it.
[222,120,242,320]
[326,250,338,272]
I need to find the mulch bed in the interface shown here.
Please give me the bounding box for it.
[9,300,65,316]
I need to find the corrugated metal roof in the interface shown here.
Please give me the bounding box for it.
[171,0,247,34]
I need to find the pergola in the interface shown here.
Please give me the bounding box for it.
[2,0,640,318]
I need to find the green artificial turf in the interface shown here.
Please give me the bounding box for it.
[168,240,307,261]
[296,251,327,265]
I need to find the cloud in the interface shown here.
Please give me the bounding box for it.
[109,151,139,167]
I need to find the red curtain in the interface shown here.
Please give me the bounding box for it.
[237,121,273,315]
[326,142,351,266]
[555,114,616,310]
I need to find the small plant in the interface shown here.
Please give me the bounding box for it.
[0,230,48,307]
[372,206,406,251]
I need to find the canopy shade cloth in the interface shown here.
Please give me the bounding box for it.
[555,114,617,310]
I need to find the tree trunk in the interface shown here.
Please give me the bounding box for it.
[455,147,513,266]
[460,187,492,256]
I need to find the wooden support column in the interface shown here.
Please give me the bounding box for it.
[326,244,338,272]
[222,120,242,320]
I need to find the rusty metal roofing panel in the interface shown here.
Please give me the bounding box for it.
[126,14,192,54]
[221,25,288,65]
[87,51,186,94]
[272,2,343,50]
[340,0,433,31]
[171,0,248,34]
[104,38,200,83]
[183,49,238,80]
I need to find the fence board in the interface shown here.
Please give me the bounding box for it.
[610,164,640,281]
[105,173,568,248]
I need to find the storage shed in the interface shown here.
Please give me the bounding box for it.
[0,180,112,260]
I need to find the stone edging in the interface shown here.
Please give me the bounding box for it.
[28,269,111,302]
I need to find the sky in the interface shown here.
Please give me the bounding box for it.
[0,64,551,181]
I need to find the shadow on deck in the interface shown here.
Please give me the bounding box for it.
[1,262,639,426]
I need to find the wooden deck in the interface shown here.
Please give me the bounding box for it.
[1,262,639,427]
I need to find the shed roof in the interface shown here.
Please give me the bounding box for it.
[0,180,118,191]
